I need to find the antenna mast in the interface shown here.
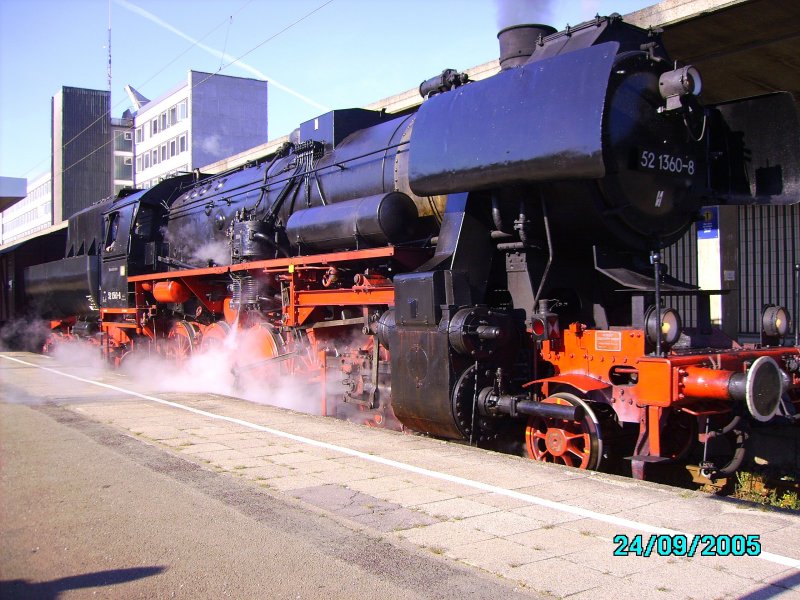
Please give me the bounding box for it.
[107,0,112,92]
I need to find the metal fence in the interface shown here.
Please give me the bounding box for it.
[664,222,698,328]
[738,203,799,337]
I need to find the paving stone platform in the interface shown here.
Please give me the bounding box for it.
[2,351,799,599]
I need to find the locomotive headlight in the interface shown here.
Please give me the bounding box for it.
[659,65,702,111]
[762,305,790,338]
[645,307,682,346]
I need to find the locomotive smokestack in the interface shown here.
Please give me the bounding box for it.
[497,24,556,69]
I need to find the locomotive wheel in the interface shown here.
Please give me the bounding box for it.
[166,321,200,362]
[525,392,603,470]
[235,323,283,374]
[200,321,232,353]
[244,323,281,361]
[451,364,494,441]
[284,329,320,375]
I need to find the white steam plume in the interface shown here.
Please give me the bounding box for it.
[0,319,52,353]
[495,0,556,30]
[161,222,232,267]
[18,327,323,416]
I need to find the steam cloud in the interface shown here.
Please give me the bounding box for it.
[495,0,556,30]
[14,325,325,417]
[199,134,229,158]
[120,327,324,416]
[161,222,232,267]
[0,324,107,405]
[3,316,388,428]
[190,240,231,267]
[495,0,607,31]
[0,319,52,353]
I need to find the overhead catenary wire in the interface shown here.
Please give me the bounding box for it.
[219,15,234,72]
[25,0,335,185]
[17,0,255,180]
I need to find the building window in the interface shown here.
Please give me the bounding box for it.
[135,126,144,143]
[115,156,133,180]
[160,112,167,130]
[152,149,158,165]
[178,100,188,121]
[169,106,177,125]
[114,130,133,152]
[151,118,158,136]
[160,144,167,162]
[144,153,150,169]
[179,134,187,153]
[136,156,143,172]
[170,139,176,157]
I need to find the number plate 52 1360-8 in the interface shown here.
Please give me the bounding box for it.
[638,149,696,176]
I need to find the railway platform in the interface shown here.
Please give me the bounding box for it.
[2,350,799,599]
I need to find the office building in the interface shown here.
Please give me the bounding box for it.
[131,71,268,188]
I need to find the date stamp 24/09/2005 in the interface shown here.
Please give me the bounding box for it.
[613,534,762,558]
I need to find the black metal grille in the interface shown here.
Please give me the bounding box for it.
[663,222,698,327]
[738,204,799,336]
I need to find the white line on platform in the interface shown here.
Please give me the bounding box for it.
[3,352,799,570]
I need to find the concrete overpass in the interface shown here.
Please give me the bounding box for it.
[627,0,800,106]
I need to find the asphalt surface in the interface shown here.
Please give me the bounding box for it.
[0,401,533,599]
[2,350,799,599]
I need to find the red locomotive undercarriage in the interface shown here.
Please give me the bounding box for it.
[46,244,796,483]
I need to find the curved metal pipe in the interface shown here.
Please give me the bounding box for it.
[252,231,290,258]
[491,194,506,232]
[533,194,553,306]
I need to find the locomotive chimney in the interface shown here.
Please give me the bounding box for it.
[497,24,556,69]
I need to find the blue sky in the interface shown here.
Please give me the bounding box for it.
[0,0,654,181]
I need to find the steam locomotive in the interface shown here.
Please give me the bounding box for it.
[2,14,799,481]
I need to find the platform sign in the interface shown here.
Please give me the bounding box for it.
[698,206,719,239]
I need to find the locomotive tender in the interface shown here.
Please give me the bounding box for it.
[3,14,800,480]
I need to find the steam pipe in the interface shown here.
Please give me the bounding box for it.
[252,231,290,258]
[532,195,552,305]
[795,263,799,346]
[701,418,748,478]
[158,255,199,270]
[479,389,584,422]
[516,399,584,421]
[491,194,506,232]
[651,251,662,356]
